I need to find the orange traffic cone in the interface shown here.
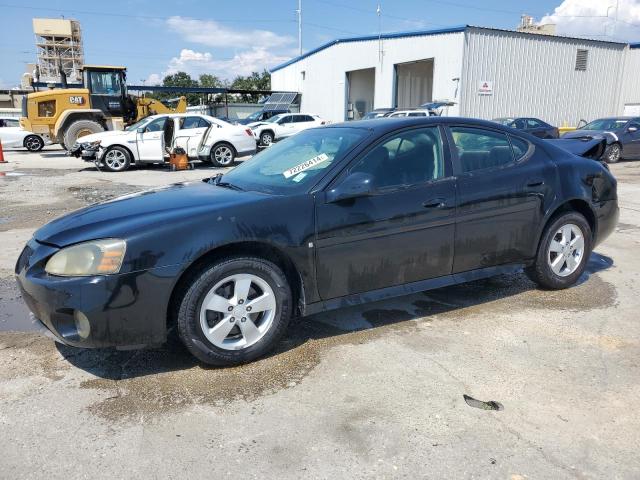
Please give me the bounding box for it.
[0,139,6,163]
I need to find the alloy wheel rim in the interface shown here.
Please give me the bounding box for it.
[547,223,585,277]
[214,146,233,165]
[262,133,272,145]
[199,273,276,350]
[105,150,126,170]
[25,137,42,151]
[609,145,620,162]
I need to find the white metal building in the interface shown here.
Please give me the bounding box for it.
[271,25,640,126]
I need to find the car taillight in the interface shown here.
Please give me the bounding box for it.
[245,129,253,136]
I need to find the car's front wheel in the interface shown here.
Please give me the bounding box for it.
[24,135,44,152]
[605,143,622,163]
[526,211,592,290]
[102,146,131,172]
[259,131,274,147]
[177,257,292,366]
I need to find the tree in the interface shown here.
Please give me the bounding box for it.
[161,71,200,105]
[230,70,271,102]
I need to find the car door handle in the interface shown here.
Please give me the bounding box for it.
[526,179,545,187]
[422,198,446,209]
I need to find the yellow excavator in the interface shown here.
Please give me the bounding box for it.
[20,65,187,149]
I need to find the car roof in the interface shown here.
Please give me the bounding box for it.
[329,116,521,135]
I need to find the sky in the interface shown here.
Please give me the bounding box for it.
[2,0,640,89]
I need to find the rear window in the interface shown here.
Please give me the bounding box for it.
[451,127,515,173]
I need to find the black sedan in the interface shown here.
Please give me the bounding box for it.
[561,117,640,163]
[493,117,559,139]
[15,118,619,366]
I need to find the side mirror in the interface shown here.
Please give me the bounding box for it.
[137,127,145,134]
[326,172,375,203]
[628,126,638,133]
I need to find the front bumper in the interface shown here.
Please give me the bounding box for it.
[14,238,180,349]
[69,142,101,160]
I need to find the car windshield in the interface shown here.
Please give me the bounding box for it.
[246,111,263,121]
[125,118,153,131]
[220,127,370,194]
[493,118,515,125]
[581,118,629,131]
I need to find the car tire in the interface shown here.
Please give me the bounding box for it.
[176,257,292,366]
[605,143,622,163]
[210,142,236,167]
[102,146,131,172]
[526,211,592,290]
[23,135,44,152]
[260,130,274,147]
[63,120,105,150]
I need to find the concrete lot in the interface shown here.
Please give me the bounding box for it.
[1,147,639,479]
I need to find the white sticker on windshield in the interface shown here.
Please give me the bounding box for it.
[283,153,330,178]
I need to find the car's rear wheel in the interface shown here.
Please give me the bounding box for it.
[103,146,131,172]
[606,143,621,163]
[260,131,274,147]
[210,142,236,167]
[177,257,292,366]
[24,135,44,152]
[526,211,592,290]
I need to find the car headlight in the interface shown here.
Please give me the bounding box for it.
[45,239,126,276]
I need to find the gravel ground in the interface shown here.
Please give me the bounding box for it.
[1,147,639,479]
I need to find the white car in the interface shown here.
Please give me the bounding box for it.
[71,113,256,172]
[249,113,325,146]
[0,116,47,152]
[387,109,435,118]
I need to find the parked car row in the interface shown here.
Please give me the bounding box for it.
[0,116,48,152]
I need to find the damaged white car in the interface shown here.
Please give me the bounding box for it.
[70,113,256,171]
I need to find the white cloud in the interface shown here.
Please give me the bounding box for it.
[166,16,294,49]
[145,73,162,85]
[145,17,297,83]
[149,47,293,82]
[541,0,640,42]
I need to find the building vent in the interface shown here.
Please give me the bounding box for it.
[575,49,589,71]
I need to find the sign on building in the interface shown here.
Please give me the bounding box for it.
[478,81,493,95]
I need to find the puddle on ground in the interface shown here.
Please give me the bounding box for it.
[0,253,617,421]
[0,278,37,332]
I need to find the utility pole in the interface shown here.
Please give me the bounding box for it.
[377,2,382,63]
[297,0,302,56]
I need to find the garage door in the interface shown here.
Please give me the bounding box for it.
[395,59,433,109]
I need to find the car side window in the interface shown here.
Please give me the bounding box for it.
[527,118,543,128]
[510,136,531,160]
[7,119,19,127]
[0,119,5,127]
[450,127,515,173]
[349,127,445,191]
[145,118,167,132]
[407,112,427,117]
[180,117,205,129]
[513,119,526,129]
[278,116,292,125]
[302,115,315,122]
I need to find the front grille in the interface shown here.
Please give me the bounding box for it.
[15,244,33,273]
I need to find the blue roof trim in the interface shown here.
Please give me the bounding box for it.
[631,43,640,49]
[270,25,467,73]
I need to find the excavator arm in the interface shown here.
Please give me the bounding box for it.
[135,96,187,121]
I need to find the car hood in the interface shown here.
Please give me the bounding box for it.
[78,130,131,143]
[562,129,617,142]
[34,181,265,247]
[247,121,271,129]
